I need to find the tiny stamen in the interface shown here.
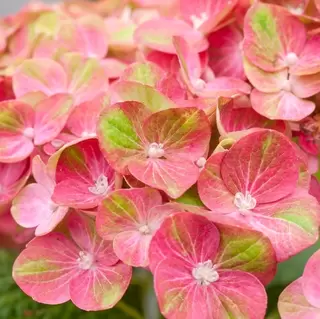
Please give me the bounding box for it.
[192,260,219,286]
[284,52,298,66]
[147,143,165,159]
[23,127,34,140]
[77,251,94,270]
[88,174,109,195]
[138,224,150,235]
[234,192,257,211]
[190,12,208,29]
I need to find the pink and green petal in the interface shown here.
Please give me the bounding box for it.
[278,278,320,319]
[302,249,320,308]
[0,100,35,163]
[52,138,116,209]
[120,62,165,87]
[221,129,299,203]
[143,107,211,160]
[243,57,288,93]
[214,224,277,285]
[69,262,132,311]
[251,89,315,121]
[243,3,306,72]
[290,73,320,98]
[110,81,176,112]
[97,101,149,173]
[134,18,208,54]
[33,94,74,145]
[60,53,108,105]
[12,233,78,304]
[13,58,67,98]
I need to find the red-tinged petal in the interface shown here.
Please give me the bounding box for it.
[0,100,35,163]
[135,18,208,54]
[221,129,299,203]
[0,159,30,205]
[149,213,220,272]
[291,35,320,75]
[60,53,108,105]
[12,233,78,305]
[198,151,236,215]
[13,58,67,98]
[97,188,163,266]
[208,25,246,80]
[68,213,118,266]
[97,101,148,174]
[110,81,176,112]
[252,189,319,261]
[154,259,267,319]
[251,89,315,121]
[143,107,211,160]
[120,62,165,87]
[278,278,320,319]
[67,94,107,138]
[129,158,200,198]
[214,224,277,285]
[52,138,116,209]
[310,176,320,203]
[69,262,132,311]
[179,0,237,34]
[243,57,288,93]
[302,250,320,308]
[156,74,186,101]
[145,50,179,74]
[290,73,320,98]
[243,3,306,72]
[217,97,286,135]
[33,94,74,145]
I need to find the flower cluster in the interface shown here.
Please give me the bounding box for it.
[0,0,320,318]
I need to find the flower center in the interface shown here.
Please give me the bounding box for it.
[77,251,94,270]
[147,143,164,158]
[81,131,96,138]
[192,78,206,91]
[196,157,206,168]
[192,260,219,286]
[284,52,298,66]
[138,224,151,235]
[51,139,64,148]
[88,174,109,195]
[23,127,34,140]
[234,192,257,211]
[190,12,208,29]
[288,5,304,15]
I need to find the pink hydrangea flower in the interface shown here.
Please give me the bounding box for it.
[243,3,320,120]
[13,213,132,311]
[198,129,319,261]
[149,212,276,319]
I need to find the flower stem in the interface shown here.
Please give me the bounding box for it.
[116,300,144,319]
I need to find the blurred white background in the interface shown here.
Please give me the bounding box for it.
[0,0,58,16]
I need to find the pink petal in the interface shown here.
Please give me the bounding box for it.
[290,73,320,98]
[243,3,306,72]
[179,0,237,34]
[135,18,208,54]
[251,89,315,121]
[221,129,299,203]
[33,94,74,145]
[101,58,127,79]
[0,159,30,204]
[68,213,118,266]
[291,35,320,75]
[13,58,67,98]
[278,278,320,319]
[208,24,246,80]
[302,249,320,308]
[52,138,116,209]
[69,261,132,311]
[309,176,320,203]
[0,100,35,163]
[149,213,220,273]
[32,155,55,190]
[12,233,78,305]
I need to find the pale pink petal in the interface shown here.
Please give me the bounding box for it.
[291,73,320,98]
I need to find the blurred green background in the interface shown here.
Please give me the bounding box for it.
[1,238,320,319]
